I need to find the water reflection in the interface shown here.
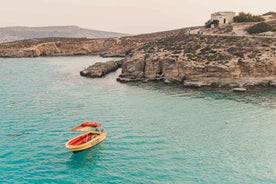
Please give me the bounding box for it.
[66,142,106,169]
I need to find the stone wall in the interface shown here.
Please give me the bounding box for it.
[211,11,236,24]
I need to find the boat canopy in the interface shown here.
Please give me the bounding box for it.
[81,122,102,127]
[71,122,103,132]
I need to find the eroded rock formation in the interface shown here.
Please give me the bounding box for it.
[0,27,200,58]
[1,26,275,90]
[80,60,122,78]
[0,38,132,58]
[117,34,276,89]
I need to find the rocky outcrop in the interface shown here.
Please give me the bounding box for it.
[0,27,201,58]
[0,37,136,58]
[80,60,122,78]
[1,25,275,90]
[117,34,276,89]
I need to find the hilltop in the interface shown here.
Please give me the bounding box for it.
[193,12,276,37]
[0,26,130,43]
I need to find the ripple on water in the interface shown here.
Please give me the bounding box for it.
[0,57,276,183]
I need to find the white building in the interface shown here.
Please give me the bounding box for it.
[211,11,236,25]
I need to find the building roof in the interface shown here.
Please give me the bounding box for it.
[211,11,235,16]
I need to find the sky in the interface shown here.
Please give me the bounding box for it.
[0,0,275,34]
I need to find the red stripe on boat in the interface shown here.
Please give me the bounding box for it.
[81,122,102,127]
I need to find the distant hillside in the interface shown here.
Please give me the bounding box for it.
[0,26,130,43]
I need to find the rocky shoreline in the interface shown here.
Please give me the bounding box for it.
[80,60,122,78]
[0,27,275,91]
[0,28,200,58]
[80,34,276,91]
[0,37,138,58]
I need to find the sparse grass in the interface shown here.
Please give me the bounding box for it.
[247,22,275,34]
[234,12,265,22]
[263,12,276,16]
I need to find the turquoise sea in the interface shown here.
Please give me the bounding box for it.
[0,56,276,184]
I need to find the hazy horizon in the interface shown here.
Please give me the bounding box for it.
[0,0,275,34]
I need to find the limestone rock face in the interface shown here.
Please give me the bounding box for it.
[0,37,142,58]
[117,34,276,89]
[0,27,202,58]
[118,52,146,81]
[23,48,40,57]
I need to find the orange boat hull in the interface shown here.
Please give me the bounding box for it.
[65,131,106,152]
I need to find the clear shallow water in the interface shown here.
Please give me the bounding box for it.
[0,56,276,184]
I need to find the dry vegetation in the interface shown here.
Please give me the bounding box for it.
[140,34,275,62]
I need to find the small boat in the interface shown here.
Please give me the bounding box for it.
[233,87,247,92]
[65,122,106,152]
[65,131,106,152]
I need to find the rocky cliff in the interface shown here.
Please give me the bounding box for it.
[80,60,122,78]
[0,37,139,58]
[1,26,275,90]
[0,27,200,58]
[117,34,276,89]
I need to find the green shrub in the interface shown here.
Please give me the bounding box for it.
[247,22,274,34]
[263,12,276,16]
[234,12,264,22]
[205,20,219,28]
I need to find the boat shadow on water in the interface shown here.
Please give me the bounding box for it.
[66,142,106,169]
